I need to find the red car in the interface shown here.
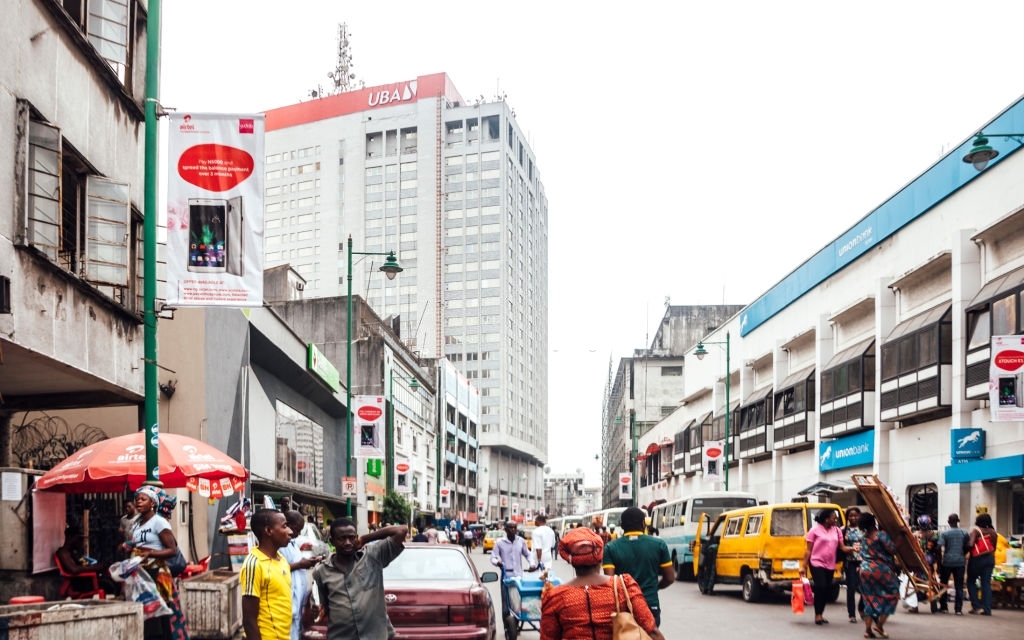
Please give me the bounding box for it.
[303,542,499,640]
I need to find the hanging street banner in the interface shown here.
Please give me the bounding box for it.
[703,440,724,484]
[990,335,1024,421]
[395,460,411,493]
[166,113,265,306]
[618,472,632,500]
[354,396,386,458]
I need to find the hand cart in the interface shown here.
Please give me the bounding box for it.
[499,566,560,640]
[851,474,948,607]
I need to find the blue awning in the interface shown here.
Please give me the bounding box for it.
[944,455,1024,484]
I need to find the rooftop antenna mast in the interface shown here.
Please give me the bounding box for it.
[327,23,360,95]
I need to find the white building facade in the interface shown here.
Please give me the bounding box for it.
[263,74,548,520]
[636,96,1024,537]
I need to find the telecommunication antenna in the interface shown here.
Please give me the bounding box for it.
[326,23,361,95]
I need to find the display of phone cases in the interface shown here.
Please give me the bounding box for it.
[187,198,228,272]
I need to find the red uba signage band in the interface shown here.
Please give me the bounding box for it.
[265,73,463,131]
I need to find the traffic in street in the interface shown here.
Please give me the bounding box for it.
[467,547,1023,640]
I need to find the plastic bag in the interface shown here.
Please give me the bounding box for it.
[898,573,918,609]
[791,580,806,614]
[112,557,171,619]
[802,577,814,606]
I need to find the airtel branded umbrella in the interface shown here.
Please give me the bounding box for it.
[35,431,247,497]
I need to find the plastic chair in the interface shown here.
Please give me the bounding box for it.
[54,553,105,600]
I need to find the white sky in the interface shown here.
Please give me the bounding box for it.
[161,0,1024,486]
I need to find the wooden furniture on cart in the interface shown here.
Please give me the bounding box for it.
[850,474,947,605]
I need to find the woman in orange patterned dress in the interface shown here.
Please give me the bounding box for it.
[540,526,665,640]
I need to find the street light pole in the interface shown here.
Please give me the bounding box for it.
[630,409,638,505]
[694,331,732,491]
[345,235,402,517]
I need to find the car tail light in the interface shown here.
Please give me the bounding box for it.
[449,587,491,626]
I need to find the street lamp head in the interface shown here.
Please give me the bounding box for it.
[694,342,708,360]
[379,251,403,280]
[963,134,999,172]
[408,378,420,391]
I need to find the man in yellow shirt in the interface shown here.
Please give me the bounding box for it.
[241,508,294,640]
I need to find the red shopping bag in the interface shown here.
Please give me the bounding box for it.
[791,580,805,614]
[802,577,814,606]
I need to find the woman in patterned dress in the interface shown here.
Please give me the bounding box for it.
[857,513,901,638]
[540,527,664,640]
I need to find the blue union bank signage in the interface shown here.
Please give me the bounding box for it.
[818,430,874,472]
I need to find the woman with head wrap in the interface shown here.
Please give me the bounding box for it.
[132,486,190,639]
[540,527,665,640]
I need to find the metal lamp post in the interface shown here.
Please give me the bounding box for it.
[629,409,638,505]
[346,235,401,516]
[694,331,731,490]
[962,132,1024,171]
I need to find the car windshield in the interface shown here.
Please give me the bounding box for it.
[383,547,476,581]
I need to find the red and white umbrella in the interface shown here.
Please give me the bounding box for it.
[35,431,247,497]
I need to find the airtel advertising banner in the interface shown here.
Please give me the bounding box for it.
[703,440,724,484]
[990,335,1024,421]
[354,395,386,457]
[166,113,265,306]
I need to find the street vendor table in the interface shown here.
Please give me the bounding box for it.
[994,577,1024,609]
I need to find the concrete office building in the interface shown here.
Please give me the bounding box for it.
[635,95,1024,537]
[602,305,744,509]
[263,73,548,519]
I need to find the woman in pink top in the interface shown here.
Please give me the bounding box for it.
[800,508,853,625]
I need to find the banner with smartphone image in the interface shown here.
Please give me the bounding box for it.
[167,113,265,306]
[989,335,1024,421]
[354,395,386,458]
[702,440,724,484]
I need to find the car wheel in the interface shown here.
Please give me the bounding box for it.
[742,573,762,603]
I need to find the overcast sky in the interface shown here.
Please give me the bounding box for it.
[161,0,1024,486]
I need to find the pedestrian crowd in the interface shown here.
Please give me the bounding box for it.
[812,506,1015,639]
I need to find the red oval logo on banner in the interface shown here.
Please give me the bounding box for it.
[440,488,450,496]
[357,406,383,421]
[706,447,723,458]
[177,144,254,192]
[995,350,1024,372]
[396,463,410,473]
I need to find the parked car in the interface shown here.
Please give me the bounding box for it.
[296,521,331,560]
[385,543,498,640]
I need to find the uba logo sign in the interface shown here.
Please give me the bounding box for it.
[367,80,418,107]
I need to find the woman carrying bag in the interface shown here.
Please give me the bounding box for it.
[129,486,191,640]
[540,527,664,640]
[965,512,997,616]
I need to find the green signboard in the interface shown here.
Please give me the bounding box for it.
[307,344,340,392]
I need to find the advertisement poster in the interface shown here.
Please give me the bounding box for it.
[166,113,265,306]
[989,335,1024,421]
[618,472,632,500]
[703,440,724,484]
[354,395,386,458]
[395,460,411,493]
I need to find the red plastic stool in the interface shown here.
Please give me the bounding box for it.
[9,596,45,604]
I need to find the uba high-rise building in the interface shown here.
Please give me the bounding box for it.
[264,73,548,520]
